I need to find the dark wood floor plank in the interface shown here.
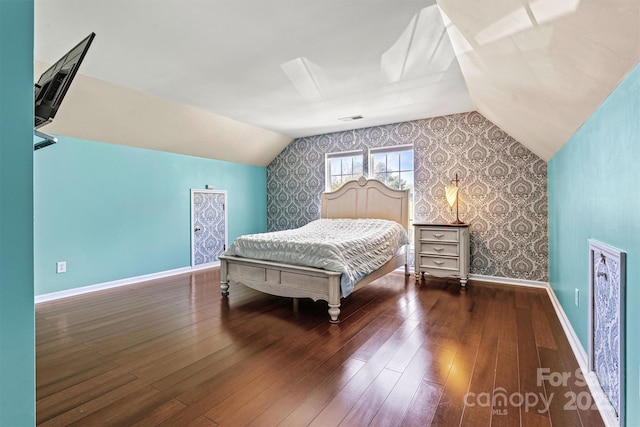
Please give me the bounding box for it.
[37,359,121,400]
[250,317,402,424]
[540,303,606,426]
[399,379,443,427]
[432,351,477,426]
[385,322,424,373]
[36,367,137,424]
[186,415,218,427]
[39,379,150,426]
[339,368,401,426]
[275,358,366,427]
[537,346,584,426]
[249,356,366,426]
[461,334,499,425]
[491,337,521,427]
[370,346,438,427]
[516,307,552,426]
[307,314,426,426]
[209,315,406,425]
[65,384,162,427]
[419,342,457,387]
[530,301,558,350]
[164,306,379,426]
[35,271,604,427]
[129,399,187,427]
[515,287,531,309]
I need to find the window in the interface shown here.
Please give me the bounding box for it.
[369,145,415,247]
[369,145,414,191]
[325,150,363,191]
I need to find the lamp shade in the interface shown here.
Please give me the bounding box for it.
[445,185,458,208]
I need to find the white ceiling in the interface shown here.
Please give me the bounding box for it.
[34,0,639,166]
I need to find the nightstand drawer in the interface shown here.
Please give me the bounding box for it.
[418,227,459,243]
[419,255,459,271]
[419,242,459,257]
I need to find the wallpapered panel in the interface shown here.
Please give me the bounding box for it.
[267,111,548,281]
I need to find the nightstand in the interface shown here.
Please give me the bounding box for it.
[413,223,470,287]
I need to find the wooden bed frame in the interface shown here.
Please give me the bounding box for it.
[219,177,410,323]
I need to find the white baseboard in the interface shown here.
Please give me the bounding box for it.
[468,273,548,288]
[35,262,220,304]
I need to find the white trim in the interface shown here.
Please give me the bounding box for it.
[35,263,219,304]
[191,261,220,271]
[407,270,549,289]
[468,273,548,288]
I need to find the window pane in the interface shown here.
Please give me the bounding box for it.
[353,156,363,175]
[342,157,353,174]
[389,174,403,189]
[327,151,363,190]
[400,150,413,170]
[386,152,400,172]
[399,171,414,189]
[330,157,341,174]
[372,153,385,169]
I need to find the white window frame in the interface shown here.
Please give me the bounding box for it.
[325,149,363,191]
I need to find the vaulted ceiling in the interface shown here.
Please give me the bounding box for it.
[34,0,639,166]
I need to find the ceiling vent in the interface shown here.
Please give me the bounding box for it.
[338,115,364,122]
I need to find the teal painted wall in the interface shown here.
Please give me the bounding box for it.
[34,136,266,296]
[0,0,36,424]
[548,63,640,425]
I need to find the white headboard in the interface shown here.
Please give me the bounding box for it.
[321,177,410,231]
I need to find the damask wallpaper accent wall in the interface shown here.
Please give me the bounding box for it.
[267,111,548,281]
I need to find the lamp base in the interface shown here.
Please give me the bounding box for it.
[450,219,465,225]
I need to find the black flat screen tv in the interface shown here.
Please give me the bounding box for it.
[34,32,95,129]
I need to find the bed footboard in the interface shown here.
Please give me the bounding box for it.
[220,255,343,322]
[219,244,408,323]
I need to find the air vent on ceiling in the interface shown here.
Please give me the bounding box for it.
[338,115,364,122]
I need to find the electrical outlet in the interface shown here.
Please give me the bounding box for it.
[56,261,67,274]
[574,288,579,306]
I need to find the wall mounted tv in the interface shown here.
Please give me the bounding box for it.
[34,32,95,131]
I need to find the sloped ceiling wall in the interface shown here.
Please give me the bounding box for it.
[438,0,640,161]
[34,61,293,167]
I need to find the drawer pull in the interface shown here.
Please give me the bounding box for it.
[433,260,445,265]
[433,233,445,238]
[434,247,444,251]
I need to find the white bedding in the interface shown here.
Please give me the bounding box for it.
[224,218,409,296]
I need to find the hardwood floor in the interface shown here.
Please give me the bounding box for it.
[36,269,605,426]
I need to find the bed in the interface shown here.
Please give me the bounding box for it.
[219,177,410,323]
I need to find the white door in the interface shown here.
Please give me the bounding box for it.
[191,189,227,267]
